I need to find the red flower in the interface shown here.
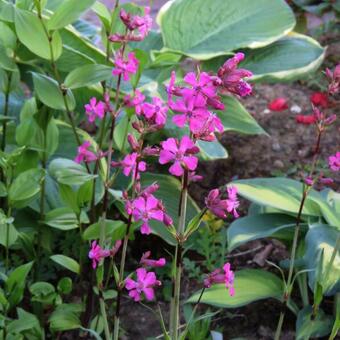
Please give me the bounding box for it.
[310,92,328,108]
[268,97,288,111]
[296,114,316,125]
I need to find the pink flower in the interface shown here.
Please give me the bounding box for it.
[132,195,164,234]
[124,90,145,114]
[88,241,110,269]
[182,72,217,106]
[310,92,329,108]
[326,64,340,95]
[190,111,224,141]
[84,97,105,123]
[205,186,239,219]
[119,7,152,40]
[141,97,168,126]
[125,267,161,302]
[140,251,166,267]
[112,52,139,81]
[205,189,229,219]
[204,262,235,296]
[75,141,99,164]
[112,152,146,178]
[329,152,340,172]
[268,98,288,112]
[226,186,240,218]
[159,136,199,176]
[218,52,253,97]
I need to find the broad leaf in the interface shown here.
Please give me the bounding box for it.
[48,0,96,30]
[50,255,80,274]
[227,213,304,251]
[0,223,18,248]
[44,207,79,230]
[32,73,75,111]
[49,158,97,186]
[64,64,112,89]
[232,178,321,217]
[15,8,62,60]
[220,96,266,135]
[304,224,340,296]
[197,140,228,160]
[83,219,126,241]
[158,0,295,59]
[187,269,283,307]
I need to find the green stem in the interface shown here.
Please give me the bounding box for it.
[1,72,12,151]
[170,171,188,339]
[5,207,12,273]
[99,295,111,340]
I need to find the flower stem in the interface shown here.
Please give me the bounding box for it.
[170,170,189,339]
[1,72,12,151]
[275,130,323,340]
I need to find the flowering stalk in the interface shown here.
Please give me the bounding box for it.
[275,66,338,339]
[1,72,12,151]
[170,170,189,339]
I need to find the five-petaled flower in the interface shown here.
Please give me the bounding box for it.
[75,141,102,164]
[159,136,199,176]
[113,52,139,81]
[125,267,161,302]
[132,195,164,234]
[85,97,105,123]
[112,152,146,178]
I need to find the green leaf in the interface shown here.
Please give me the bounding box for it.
[304,225,340,296]
[49,303,82,331]
[6,262,33,308]
[14,8,62,60]
[49,158,96,186]
[158,0,295,59]
[50,255,80,274]
[227,213,304,251]
[48,0,96,30]
[64,64,112,89]
[0,223,18,247]
[197,139,228,160]
[187,269,284,307]
[296,306,333,340]
[0,0,15,22]
[232,177,321,217]
[57,277,72,295]
[32,72,75,111]
[220,96,266,135]
[0,45,17,72]
[83,219,126,241]
[44,207,79,230]
[240,33,325,82]
[8,169,42,208]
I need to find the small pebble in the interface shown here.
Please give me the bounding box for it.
[272,142,281,152]
[290,104,302,114]
[274,160,284,169]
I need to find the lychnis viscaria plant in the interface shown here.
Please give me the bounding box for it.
[0,0,336,338]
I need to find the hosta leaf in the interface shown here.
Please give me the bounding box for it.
[0,223,18,248]
[240,33,325,82]
[83,219,126,241]
[204,34,325,82]
[48,0,96,30]
[227,214,305,251]
[158,0,295,59]
[232,178,321,216]
[14,8,62,60]
[32,73,75,111]
[304,224,340,296]
[220,96,266,135]
[64,64,112,89]
[187,269,283,307]
[197,139,228,160]
[50,255,80,274]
